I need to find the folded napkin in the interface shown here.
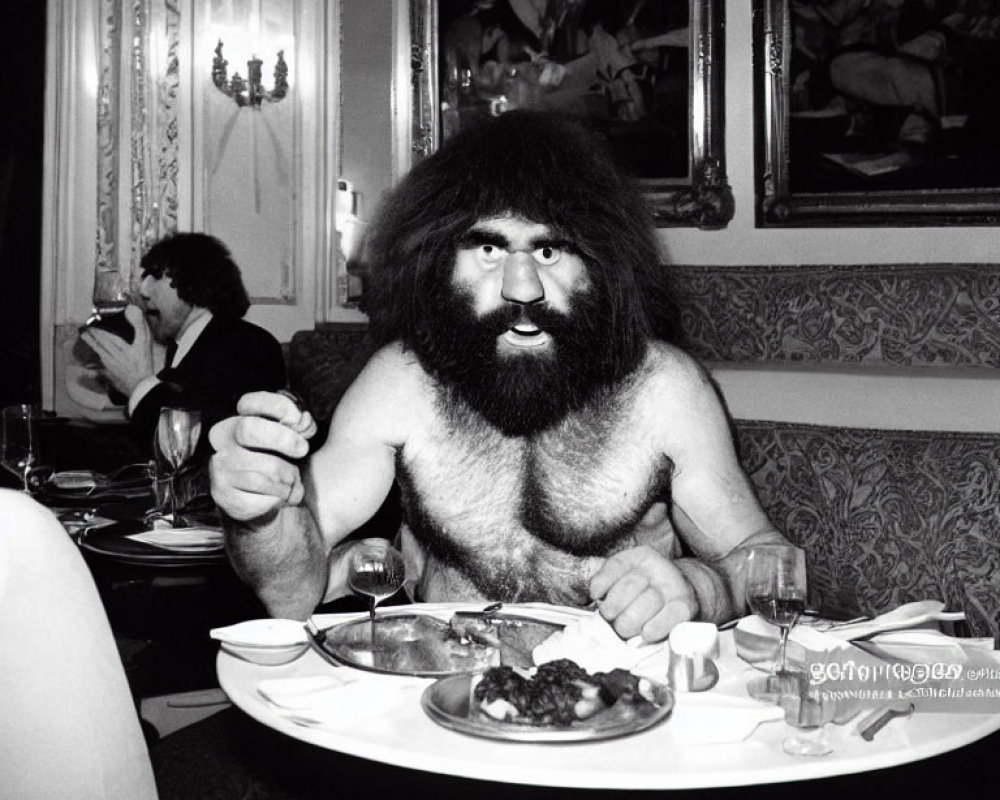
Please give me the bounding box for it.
[531,611,670,677]
[124,527,224,552]
[258,674,428,728]
[670,693,785,744]
[813,600,966,641]
[50,470,98,491]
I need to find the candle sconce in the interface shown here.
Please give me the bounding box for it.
[211,40,289,107]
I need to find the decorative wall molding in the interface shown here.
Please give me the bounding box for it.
[670,263,1000,368]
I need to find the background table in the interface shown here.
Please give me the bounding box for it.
[217,604,1000,791]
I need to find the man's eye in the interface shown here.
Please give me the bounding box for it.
[533,246,562,266]
[478,244,506,263]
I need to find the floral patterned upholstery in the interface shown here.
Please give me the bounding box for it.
[734,420,1000,642]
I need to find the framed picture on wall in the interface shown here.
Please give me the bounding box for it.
[755,0,1000,226]
[408,0,733,229]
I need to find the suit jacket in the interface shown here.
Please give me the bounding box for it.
[131,316,286,454]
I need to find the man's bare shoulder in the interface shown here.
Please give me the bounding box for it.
[330,342,431,440]
[640,340,718,401]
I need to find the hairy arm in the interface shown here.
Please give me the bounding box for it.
[211,347,409,619]
[663,352,788,620]
[590,345,787,641]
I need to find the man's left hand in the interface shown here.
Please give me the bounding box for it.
[80,304,154,397]
[588,545,697,643]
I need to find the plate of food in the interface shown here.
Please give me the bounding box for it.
[309,607,565,677]
[421,658,672,742]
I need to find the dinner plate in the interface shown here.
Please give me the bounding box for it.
[310,610,565,677]
[78,522,227,567]
[421,673,673,742]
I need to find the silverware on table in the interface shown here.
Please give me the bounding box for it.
[856,702,915,741]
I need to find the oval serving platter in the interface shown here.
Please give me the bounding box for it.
[421,673,673,742]
[310,611,565,678]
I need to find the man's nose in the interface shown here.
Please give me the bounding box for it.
[500,251,544,305]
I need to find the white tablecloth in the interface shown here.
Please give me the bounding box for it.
[216,604,1000,790]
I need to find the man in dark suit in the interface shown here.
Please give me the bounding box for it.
[81,233,286,454]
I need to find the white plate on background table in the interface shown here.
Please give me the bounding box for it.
[78,522,227,567]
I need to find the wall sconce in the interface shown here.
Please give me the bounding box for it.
[211,39,288,107]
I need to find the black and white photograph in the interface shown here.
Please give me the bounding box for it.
[1,2,998,800]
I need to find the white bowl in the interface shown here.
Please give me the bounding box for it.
[219,641,310,666]
[211,618,311,666]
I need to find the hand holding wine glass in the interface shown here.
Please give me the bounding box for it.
[348,538,405,635]
[745,544,808,700]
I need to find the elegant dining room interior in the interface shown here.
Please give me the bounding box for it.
[2,1,1000,799]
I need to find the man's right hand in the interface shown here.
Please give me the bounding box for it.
[209,391,318,522]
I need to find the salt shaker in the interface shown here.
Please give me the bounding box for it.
[668,621,720,692]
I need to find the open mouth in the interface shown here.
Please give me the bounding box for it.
[500,319,551,349]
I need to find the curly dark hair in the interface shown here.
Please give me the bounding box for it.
[360,109,672,364]
[140,232,250,318]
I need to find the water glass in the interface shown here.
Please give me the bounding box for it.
[2,404,41,492]
[150,407,202,526]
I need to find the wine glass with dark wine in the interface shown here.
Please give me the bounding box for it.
[745,544,808,700]
[348,539,405,641]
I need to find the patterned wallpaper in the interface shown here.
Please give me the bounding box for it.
[668,263,1000,368]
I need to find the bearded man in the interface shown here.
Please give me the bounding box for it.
[209,110,787,641]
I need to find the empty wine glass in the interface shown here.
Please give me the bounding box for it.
[2,404,41,493]
[348,539,405,642]
[152,407,202,526]
[745,544,808,700]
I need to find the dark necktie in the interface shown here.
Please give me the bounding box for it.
[164,341,178,370]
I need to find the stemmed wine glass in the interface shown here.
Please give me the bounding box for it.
[151,407,202,527]
[348,538,405,643]
[782,684,834,756]
[745,544,808,700]
[1,404,40,493]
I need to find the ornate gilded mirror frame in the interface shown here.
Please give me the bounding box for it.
[407,0,733,230]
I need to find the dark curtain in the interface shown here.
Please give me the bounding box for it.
[0,1,46,405]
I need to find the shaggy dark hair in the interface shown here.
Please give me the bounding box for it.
[140,232,250,318]
[361,109,668,373]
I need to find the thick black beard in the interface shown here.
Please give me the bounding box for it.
[412,287,639,436]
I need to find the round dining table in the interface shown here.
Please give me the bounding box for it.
[216,603,1000,791]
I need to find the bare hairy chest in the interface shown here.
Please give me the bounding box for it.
[397,400,672,556]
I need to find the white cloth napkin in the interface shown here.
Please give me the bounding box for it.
[815,600,966,641]
[670,692,785,744]
[531,611,670,677]
[124,527,224,552]
[257,674,429,728]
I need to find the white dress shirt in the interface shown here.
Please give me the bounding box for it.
[127,308,214,416]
